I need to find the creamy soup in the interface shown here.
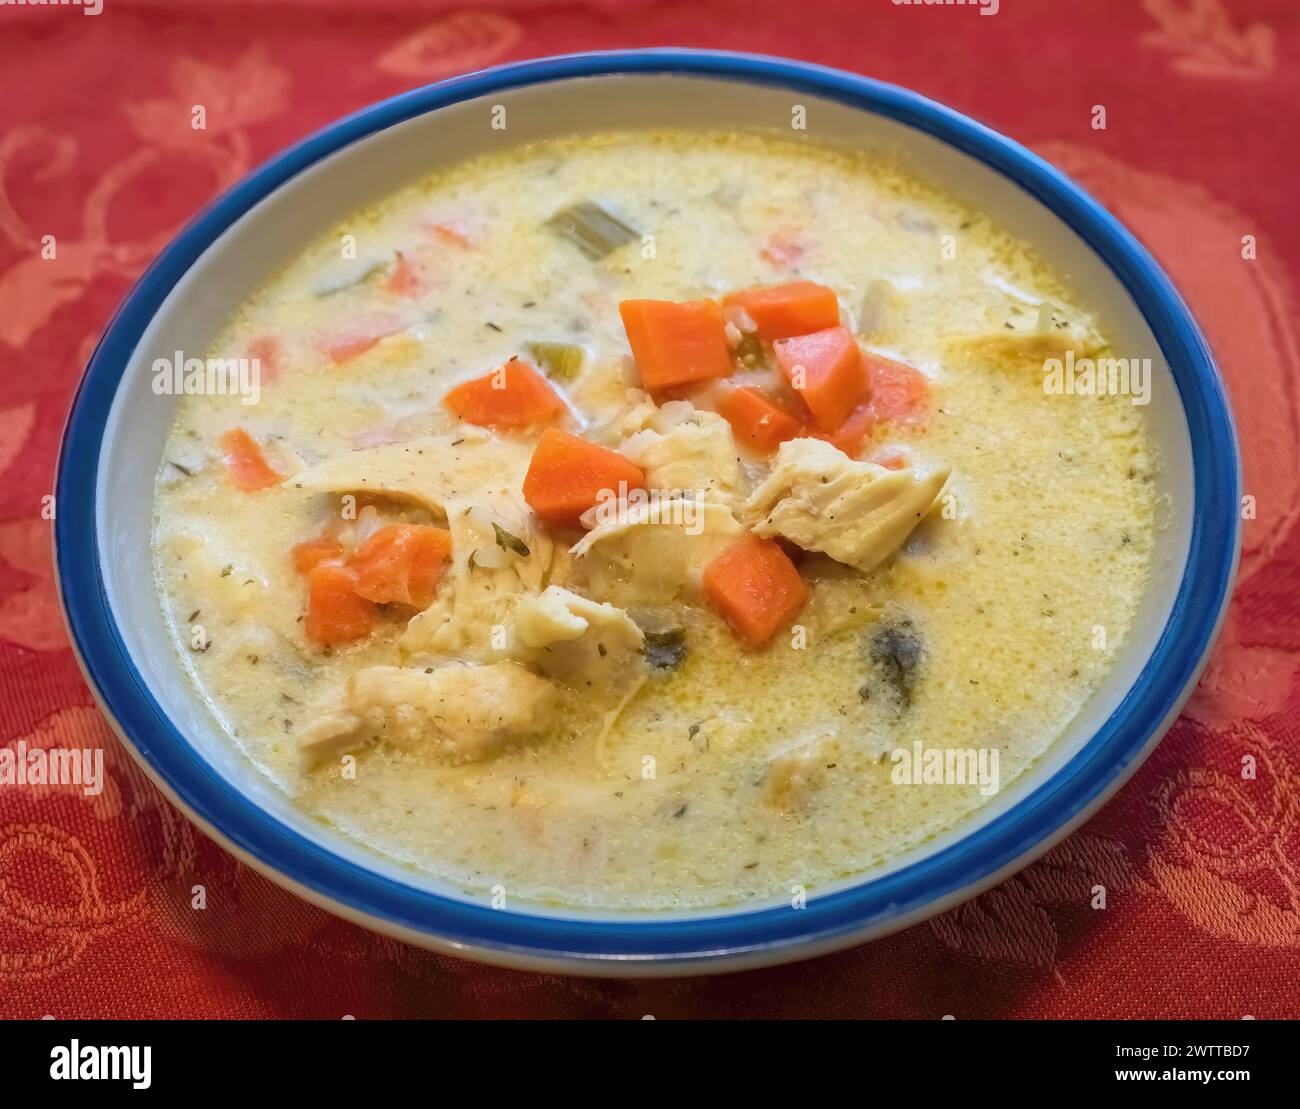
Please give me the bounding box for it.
[152,130,1156,910]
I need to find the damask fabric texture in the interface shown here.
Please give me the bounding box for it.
[0,0,1297,1018]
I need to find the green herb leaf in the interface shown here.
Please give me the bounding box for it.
[492,522,530,558]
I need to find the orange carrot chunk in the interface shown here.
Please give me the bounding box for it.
[305,562,375,646]
[759,232,806,271]
[522,427,646,527]
[618,298,733,391]
[320,315,404,364]
[444,358,566,429]
[324,334,381,363]
[813,402,874,458]
[427,219,474,249]
[385,251,421,297]
[292,537,346,573]
[349,524,451,609]
[703,535,809,648]
[723,280,840,342]
[247,336,282,384]
[814,354,933,456]
[716,386,803,453]
[773,326,867,432]
[407,528,453,609]
[218,428,282,492]
[863,352,931,426]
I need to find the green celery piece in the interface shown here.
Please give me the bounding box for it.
[525,340,585,381]
[546,201,639,259]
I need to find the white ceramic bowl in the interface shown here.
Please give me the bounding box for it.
[56,50,1239,976]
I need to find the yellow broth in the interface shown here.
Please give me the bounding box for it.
[152,131,1156,910]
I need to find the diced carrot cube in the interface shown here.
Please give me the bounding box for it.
[444,358,566,429]
[716,386,804,453]
[218,428,282,492]
[349,524,451,609]
[385,252,421,297]
[774,326,867,432]
[813,403,874,458]
[320,315,404,364]
[305,562,375,646]
[863,352,931,426]
[247,336,282,384]
[723,281,840,342]
[406,529,452,609]
[325,334,381,363]
[427,219,474,249]
[292,537,346,573]
[759,232,806,271]
[618,298,733,391]
[812,355,932,456]
[522,427,646,527]
[703,535,808,648]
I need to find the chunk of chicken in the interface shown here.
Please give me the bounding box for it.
[400,488,556,658]
[297,707,371,761]
[947,299,1105,367]
[513,585,645,690]
[764,733,839,812]
[285,429,532,515]
[744,438,949,573]
[298,662,561,764]
[570,496,744,604]
[515,585,642,649]
[287,429,556,660]
[619,404,742,506]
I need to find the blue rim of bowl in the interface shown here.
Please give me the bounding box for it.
[56,49,1239,965]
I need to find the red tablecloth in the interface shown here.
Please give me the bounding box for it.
[1,0,1297,1019]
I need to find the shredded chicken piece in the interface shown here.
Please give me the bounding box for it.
[744,438,949,573]
[298,662,561,765]
[570,496,744,604]
[288,429,561,661]
[764,733,839,812]
[592,671,649,774]
[513,585,646,690]
[401,488,554,658]
[515,585,643,650]
[947,296,1106,366]
[284,429,531,514]
[297,708,370,761]
[618,406,743,506]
